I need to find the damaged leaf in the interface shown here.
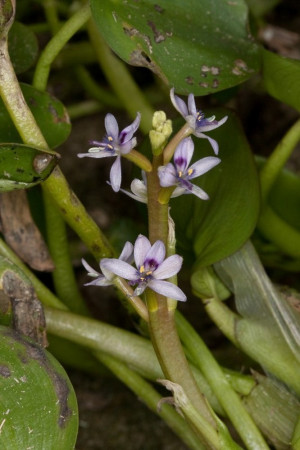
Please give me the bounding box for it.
[0,143,59,191]
[90,0,261,95]
[0,325,78,449]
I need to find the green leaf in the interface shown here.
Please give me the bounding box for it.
[262,49,300,111]
[8,22,39,74]
[90,0,261,95]
[0,83,71,148]
[0,143,59,191]
[0,325,78,449]
[171,110,260,267]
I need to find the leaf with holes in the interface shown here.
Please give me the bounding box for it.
[0,144,59,191]
[90,0,261,95]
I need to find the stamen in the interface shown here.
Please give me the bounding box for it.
[140,265,145,273]
[187,169,194,176]
[178,170,183,178]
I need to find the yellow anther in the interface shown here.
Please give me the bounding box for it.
[140,265,145,273]
[108,136,113,141]
[178,171,183,178]
[188,169,194,176]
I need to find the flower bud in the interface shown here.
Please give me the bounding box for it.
[149,111,172,156]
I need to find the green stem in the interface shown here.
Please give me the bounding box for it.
[67,100,104,120]
[33,3,91,91]
[43,190,89,315]
[75,65,120,108]
[87,18,154,134]
[176,312,270,450]
[146,156,217,434]
[258,206,300,258]
[43,0,61,34]
[96,353,206,450]
[259,119,300,204]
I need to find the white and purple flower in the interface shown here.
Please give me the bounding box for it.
[100,235,186,301]
[170,88,227,154]
[82,241,134,286]
[78,112,141,192]
[158,137,220,200]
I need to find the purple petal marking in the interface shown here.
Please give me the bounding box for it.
[119,241,134,263]
[187,93,197,116]
[119,112,141,144]
[153,254,183,279]
[170,88,188,117]
[196,115,228,132]
[110,156,122,192]
[188,156,221,179]
[174,138,194,170]
[144,240,165,267]
[158,164,177,187]
[134,235,151,268]
[148,279,187,301]
[100,258,137,280]
[105,113,119,139]
[119,137,137,155]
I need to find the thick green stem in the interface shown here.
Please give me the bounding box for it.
[43,190,89,315]
[176,312,269,450]
[95,352,206,450]
[259,119,300,204]
[87,18,154,134]
[258,206,300,258]
[33,3,91,91]
[146,155,217,434]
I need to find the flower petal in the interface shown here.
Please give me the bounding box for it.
[189,156,221,179]
[119,241,134,263]
[109,156,122,192]
[196,115,228,132]
[194,132,220,155]
[119,137,137,154]
[158,163,177,187]
[100,258,137,280]
[134,235,151,268]
[84,276,112,287]
[78,148,116,158]
[153,254,183,279]
[148,279,187,301]
[174,137,194,171]
[170,88,188,117]
[81,258,100,277]
[119,112,141,144]
[187,93,197,116]
[190,183,209,200]
[145,240,165,267]
[131,178,147,199]
[171,186,186,198]
[105,113,119,139]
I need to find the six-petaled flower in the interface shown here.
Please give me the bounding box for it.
[170,88,227,154]
[78,112,141,192]
[158,137,220,200]
[100,235,186,301]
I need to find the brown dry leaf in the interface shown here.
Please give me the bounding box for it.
[0,190,54,271]
[2,269,48,347]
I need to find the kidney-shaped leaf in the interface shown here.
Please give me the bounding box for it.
[0,143,59,191]
[0,83,71,148]
[170,110,260,266]
[90,0,261,95]
[8,22,39,74]
[0,326,78,449]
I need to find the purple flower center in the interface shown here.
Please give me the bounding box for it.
[103,135,116,152]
